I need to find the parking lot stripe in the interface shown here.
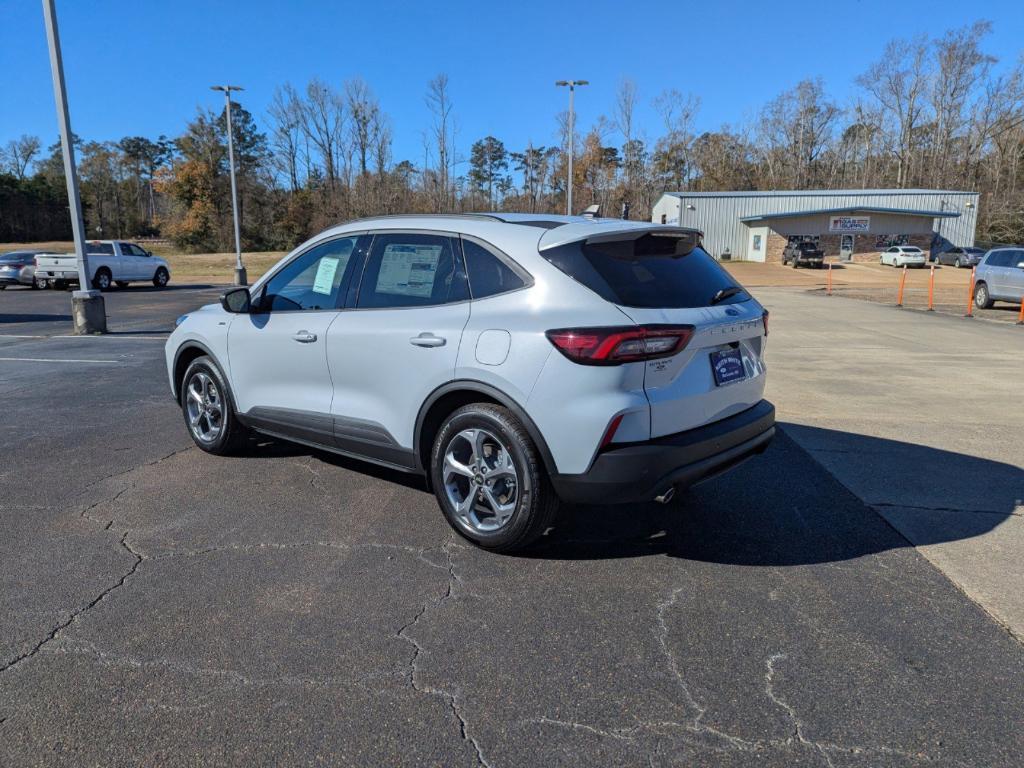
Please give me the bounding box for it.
[0,356,122,364]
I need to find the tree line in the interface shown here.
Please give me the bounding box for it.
[2,20,1022,250]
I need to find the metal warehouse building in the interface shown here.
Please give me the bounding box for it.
[651,189,979,263]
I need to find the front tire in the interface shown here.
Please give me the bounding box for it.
[431,403,558,552]
[180,355,249,454]
[153,267,169,288]
[974,282,993,310]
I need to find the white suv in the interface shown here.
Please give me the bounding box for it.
[165,214,774,551]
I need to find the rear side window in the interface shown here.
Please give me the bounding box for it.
[986,252,1012,267]
[357,233,469,309]
[87,243,114,256]
[462,239,527,299]
[540,234,749,308]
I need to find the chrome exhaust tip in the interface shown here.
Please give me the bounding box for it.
[654,487,675,505]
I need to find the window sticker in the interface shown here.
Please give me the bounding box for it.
[376,244,442,298]
[311,256,344,295]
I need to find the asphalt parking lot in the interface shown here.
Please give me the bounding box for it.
[2,284,1022,766]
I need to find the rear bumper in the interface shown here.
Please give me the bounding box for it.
[550,399,775,505]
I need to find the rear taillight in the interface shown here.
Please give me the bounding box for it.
[546,325,694,365]
[762,310,769,336]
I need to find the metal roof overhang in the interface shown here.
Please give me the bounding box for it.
[739,206,961,224]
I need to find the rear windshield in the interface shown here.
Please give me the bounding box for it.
[540,234,749,308]
[0,251,32,262]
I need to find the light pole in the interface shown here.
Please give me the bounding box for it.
[556,79,588,216]
[42,0,105,333]
[211,85,247,285]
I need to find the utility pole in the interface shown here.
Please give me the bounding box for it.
[211,85,247,285]
[556,80,588,216]
[42,0,105,334]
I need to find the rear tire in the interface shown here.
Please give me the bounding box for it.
[180,355,249,455]
[153,267,169,288]
[430,403,558,553]
[974,282,993,310]
[92,268,112,291]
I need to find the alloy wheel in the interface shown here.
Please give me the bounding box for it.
[442,428,519,533]
[185,371,224,443]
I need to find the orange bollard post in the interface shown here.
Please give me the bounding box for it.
[1017,298,1024,325]
[827,262,833,296]
[927,265,935,311]
[897,265,907,307]
[965,266,976,318]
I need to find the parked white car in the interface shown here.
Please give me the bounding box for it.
[166,214,774,551]
[34,240,171,290]
[880,245,927,268]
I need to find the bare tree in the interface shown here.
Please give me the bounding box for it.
[268,84,304,191]
[1,135,42,180]
[857,35,931,187]
[346,77,383,178]
[425,73,455,211]
[300,78,346,191]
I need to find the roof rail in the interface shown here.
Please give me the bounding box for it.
[341,213,505,226]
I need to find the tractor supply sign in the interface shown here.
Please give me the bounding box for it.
[829,216,870,232]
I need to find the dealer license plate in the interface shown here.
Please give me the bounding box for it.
[710,348,747,386]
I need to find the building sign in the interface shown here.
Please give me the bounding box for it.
[829,215,870,232]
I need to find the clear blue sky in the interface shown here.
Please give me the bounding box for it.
[2,0,1022,168]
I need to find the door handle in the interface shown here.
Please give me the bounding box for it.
[292,330,317,343]
[409,332,446,348]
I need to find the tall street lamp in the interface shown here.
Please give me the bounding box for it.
[42,0,105,334]
[555,79,588,216]
[211,85,247,285]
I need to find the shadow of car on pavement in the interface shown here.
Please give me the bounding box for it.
[240,422,1020,567]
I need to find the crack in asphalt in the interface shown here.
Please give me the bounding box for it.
[77,445,193,498]
[763,653,952,766]
[49,640,393,693]
[0,448,190,678]
[397,538,491,768]
[871,501,1021,518]
[525,588,952,767]
[149,540,449,571]
[764,653,836,767]
[0,531,142,677]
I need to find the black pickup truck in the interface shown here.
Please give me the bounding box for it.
[782,241,825,269]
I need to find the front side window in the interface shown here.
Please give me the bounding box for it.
[461,238,527,299]
[256,235,366,312]
[356,233,468,309]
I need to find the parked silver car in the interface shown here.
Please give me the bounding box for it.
[935,246,985,268]
[974,247,1024,309]
[0,250,45,289]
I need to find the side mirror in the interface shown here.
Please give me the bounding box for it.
[221,287,251,313]
[145,250,153,258]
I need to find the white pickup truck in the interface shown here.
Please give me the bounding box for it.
[34,240,171,291]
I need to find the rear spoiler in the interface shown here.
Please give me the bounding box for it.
[538,223,703,254]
